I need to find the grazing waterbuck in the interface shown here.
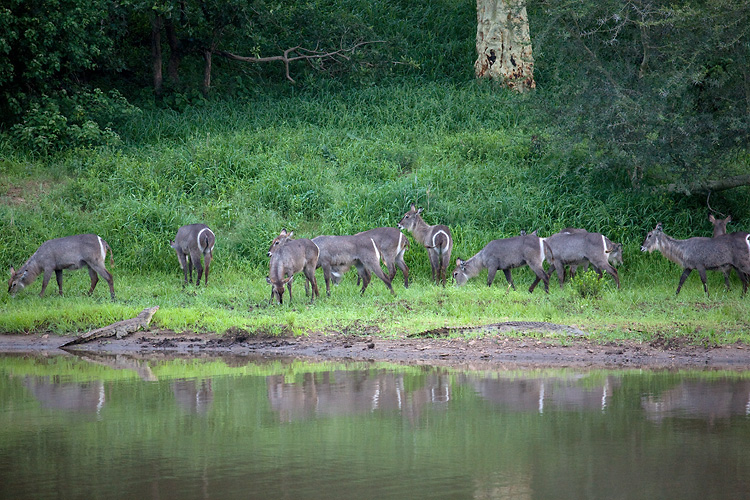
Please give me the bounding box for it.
[534,230,621,289]
[312,234,395,296]
[452,234,551,293]
[8,234,115,299]
[329,227,410,288]
[708,214,750,289]
[641,223,750,296]
[170,224,215,287]
[556,228,623,279]
[267,230,320,304]
[398,205,452,286]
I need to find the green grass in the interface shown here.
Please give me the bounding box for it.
[1,82,749,345]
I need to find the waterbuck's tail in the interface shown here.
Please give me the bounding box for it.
[103,239,114,267]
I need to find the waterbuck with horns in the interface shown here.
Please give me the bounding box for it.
[8,234,115,299]
[453,233,551,293]
[311,234,395,296]
[266,229,320,304]
[641,223,750,296]
[170,224,215,287]
[398,205,453,286]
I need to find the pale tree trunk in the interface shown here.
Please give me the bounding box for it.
[151,13,163,98]
[475,0,535,92]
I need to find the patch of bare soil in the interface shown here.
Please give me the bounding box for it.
[2,322,750,370]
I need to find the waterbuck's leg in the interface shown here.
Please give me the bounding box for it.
[528,264,549,294]
[603,264,620,289]
[286,277,293,304]
[55,269,64,296]
[675,268,693,295]
[396,255,409,288]
[556,265,566,289]
[303,265,319,301]
[487,267,499,287]
[428,250,439,284]
[322,265,333,296]
[365,262,394,295]
[697,268,710,297]
[87,267,99,295]
[189,250,203,286]
[89,262,115,300]
[40,270,53,297]
[502,269,516,290]
[203,251,212,286]
[529,276,542,293]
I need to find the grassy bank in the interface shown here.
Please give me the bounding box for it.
[2,82,749,344]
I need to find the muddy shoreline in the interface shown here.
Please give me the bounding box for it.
[2,321,750,370]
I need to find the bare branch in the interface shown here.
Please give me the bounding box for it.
[214,41,385,83]
[663,174,750,196]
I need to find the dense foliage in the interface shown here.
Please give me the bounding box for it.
[1,0,749,275]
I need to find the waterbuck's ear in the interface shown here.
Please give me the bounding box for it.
[279,228,288,236]
[655,223,663,231]
[410,204,417,211]
[727,215,733,222]
[417,207,424,215]
[266,276,272,284]
[709,214,716,223]
[9,266,15,277]
[287,231,293,238]
[283,275,294,285]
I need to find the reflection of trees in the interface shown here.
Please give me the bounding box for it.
[23,376,105,415]
[172,379,214,415]
[642,380,750,423]
[466,374,621,413]
[266,370,451,423]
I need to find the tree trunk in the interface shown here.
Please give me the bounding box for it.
[151,13,164,98]
[475,0,535,92]
[203,49,212,97]
[164,17,181,85]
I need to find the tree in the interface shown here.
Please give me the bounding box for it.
[475,0,535,92]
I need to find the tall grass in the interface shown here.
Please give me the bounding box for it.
[1,82,749,340]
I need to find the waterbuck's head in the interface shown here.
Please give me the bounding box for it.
[397,204,423,231]
[452,258,470,286]
[709,214,731,237]
[641,224,663,253]
[7,266,28,296]
[267,229,293,257]
[266,275,293,304]
[608,243,624,267]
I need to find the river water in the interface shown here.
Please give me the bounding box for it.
[1,353,749,499]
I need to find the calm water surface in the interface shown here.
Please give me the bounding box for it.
[1,353,749,499]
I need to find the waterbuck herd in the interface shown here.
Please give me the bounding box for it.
[7,208,750,303]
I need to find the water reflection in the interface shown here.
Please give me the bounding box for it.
[266,370,450,423]
[22,376,105,414]
[2,353,750,500]
[466,374,621,413]
[642,379,750,422]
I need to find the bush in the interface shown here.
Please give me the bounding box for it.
[571,269,604,299]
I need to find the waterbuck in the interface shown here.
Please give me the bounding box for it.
[8,234,115,299]
[170,224,215,287]
[329,227,410,288]
[641,223,750,296]
[708,214,750,289]
[537,229,622,288]
[452,234,550,293]
[312,234,395,296]
[266,230,320,304]
[398,205,452,286]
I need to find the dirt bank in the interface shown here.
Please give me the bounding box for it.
[2,321,750,370]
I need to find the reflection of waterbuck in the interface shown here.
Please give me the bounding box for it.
[312,234,395,296]
[534,230,621,289]
[641,223,750,296]
[398,205,452,286]
[170,224,215,287]
[709,214,750,289]
[267,230,319,304]
[8,234,115,299]
[453,234,550,293]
